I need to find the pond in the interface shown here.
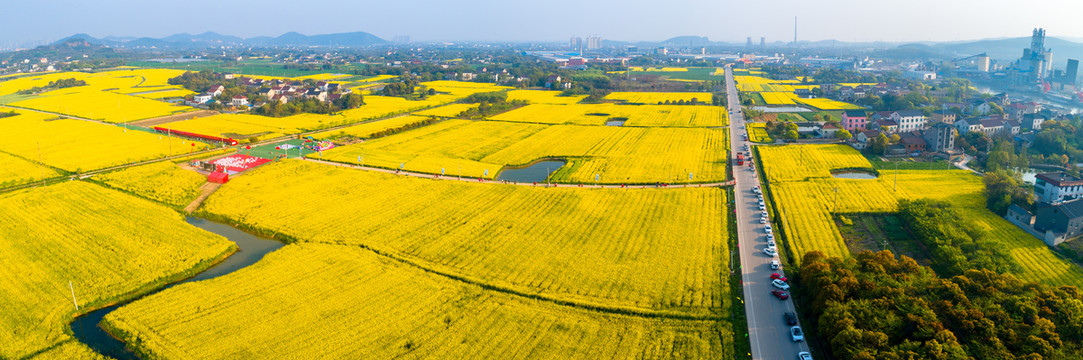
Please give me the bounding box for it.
[70,217,285,360]
[496,160,567,183]
[605,119,626,126]
[750,106,812,113]
[832,171,878,179]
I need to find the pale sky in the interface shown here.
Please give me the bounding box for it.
[3,0,1083,46]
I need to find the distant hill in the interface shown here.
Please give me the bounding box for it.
[1,38,119,62]
[661,36,712,46]
[929,36,1083,68]
[47,30,387,50]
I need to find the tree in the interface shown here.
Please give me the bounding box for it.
[869,133,890,155]
[784,129,799,141]
[836,128,852,141]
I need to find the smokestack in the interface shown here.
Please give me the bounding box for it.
[794,16,798,46]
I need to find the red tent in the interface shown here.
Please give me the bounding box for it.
[208,171,229,184]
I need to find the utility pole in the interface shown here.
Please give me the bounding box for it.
[894,162,898,192]
[833,186,839,214]
[69,281,79,310]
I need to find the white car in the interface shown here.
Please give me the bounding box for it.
[771,259,780,269]
[767,233,775,241]
[759,217,767,224]
[767,239,776,247]
[790,326,804,342]
[763,247,777,256]
[758,204,766,211]
[772,278,790,290]
[798,352,812,360]
[761,210,768,217]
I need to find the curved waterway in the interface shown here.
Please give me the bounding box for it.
[70,217,285,359]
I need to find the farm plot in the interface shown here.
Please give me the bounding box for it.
[794,98,863,110]
[11,89,192,122]
[758,92,799,105]
[746,123,772,143]
[507,90,586,104]
[734,76,795,92]
[105,243,731,359]
[489,103,727,127]
[0,150,61,187]
[758,144,1083,288]
[0,181,233,360]
[202,160,730,314]
[94,161,207,207]
[310,115,437,141]
[317,119,730,183]
[0,111,209,172]
[412,103,477,117]
[603,92,712,105]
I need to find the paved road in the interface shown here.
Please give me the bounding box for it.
[727,65,811,359]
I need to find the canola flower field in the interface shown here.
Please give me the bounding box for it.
[202,160,730,314]
[758,92,799,105]
[310,115,436,141]
[757,144,1083,287]
[746,123,772,143]
[793,97,864,110]
[507,89,586,104]
[0,111,209,172]
[95,161,207,207]
[316,119,729,183]
[105,243,731,359]
[0,181,233,360]
[0,150,60,188]
[603,92,712,104]
[489,103,728,127]
[412,103,477,117]
[2,69,195,123]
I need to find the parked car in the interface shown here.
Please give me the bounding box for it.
[761,210,768,217]
[758,204,766,210]
[767,233,775,241]
[764,224,772,234]
[771,290,789,300]
[798,352,813,360]
[772,278,790,290]
[771,259,781,270]
[767,239,776,247]
[784,311,797,325]
[760,217,767,224]
[771,273,789,283]
[763,247,777,256]
[790,326,804,342]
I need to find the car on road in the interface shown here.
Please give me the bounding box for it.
[771,289,789,300]
[784,311,797,325]
[798,352,813,360]
[763,247,777,256]
[772,278,790,290]
[790,326,804,342]
[771,273,789,283]
[771,259,781,269]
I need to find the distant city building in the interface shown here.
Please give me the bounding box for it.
[760,37,765,47]
[569,36,583,50]
[1019,28,1054,79]
[746,37,753,47]
[586,36,603,50]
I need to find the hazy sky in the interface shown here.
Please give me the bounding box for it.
[4,0,1083,45]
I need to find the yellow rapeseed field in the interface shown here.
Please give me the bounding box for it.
[489,103,728,127]
[628,66,689,72]
[412,103,477,117]
[202,160,730,313]
[793,98,864,110]
[603,92,712,104]
[1,70,194,123]
[317,119,729,183]
[95,161,207,207]
[746,123,772,143]
[507,89,586,104]
[0,111,210,172]
[310,115,436,141]
[758,92,799,105]
[0,150,60,187]
[758,144,1083,287]
[105,243,731,359]
[0,181,233,360]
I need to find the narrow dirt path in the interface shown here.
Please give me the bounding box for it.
[185,182,221,213]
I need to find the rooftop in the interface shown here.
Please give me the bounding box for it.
[1036,172,1083,187]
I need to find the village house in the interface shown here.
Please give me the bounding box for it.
[1035,172,1083,203]
[841,110,868,132]
[892,110,927,132]
[231,95,249,107]
[954,118,982,134]
[930,110,956,124]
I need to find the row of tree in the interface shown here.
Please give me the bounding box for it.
[16,78,86,94]
[251,93,363,117]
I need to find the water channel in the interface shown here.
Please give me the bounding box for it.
[831,170,879,180]
[495,160,567,183]
[70,217,285,360]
